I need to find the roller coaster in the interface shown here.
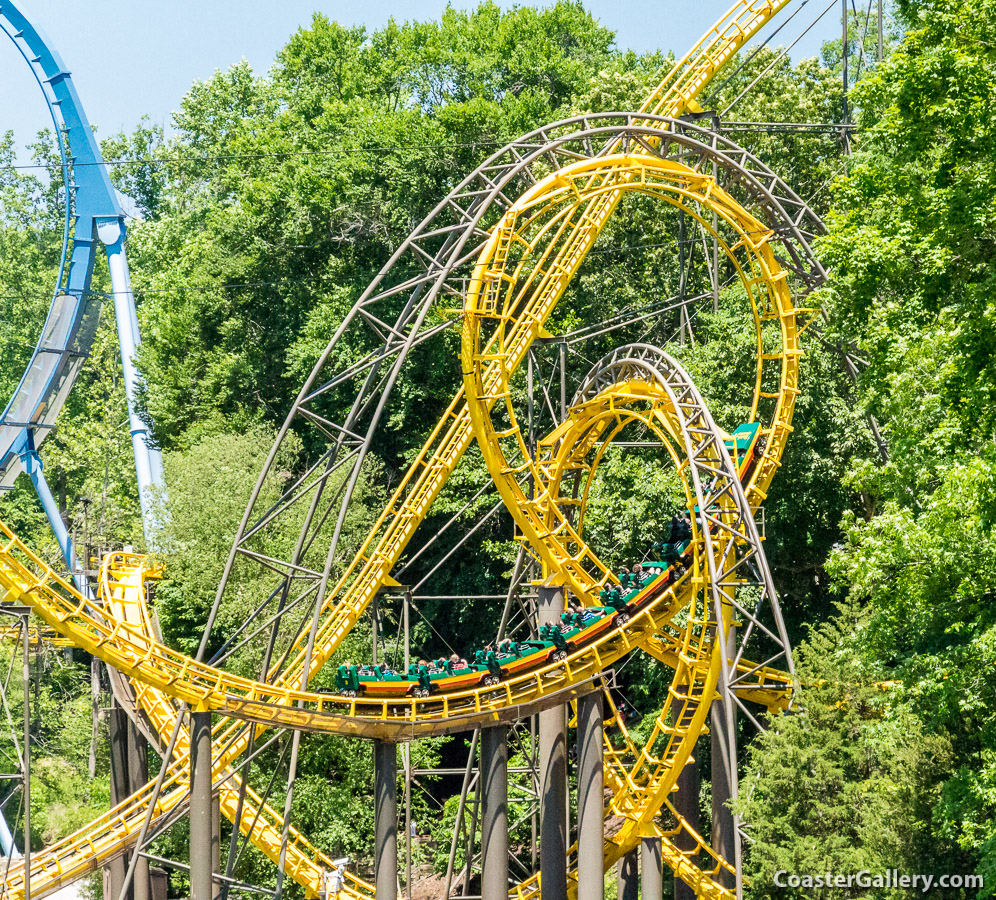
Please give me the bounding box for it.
[0,2,834,899]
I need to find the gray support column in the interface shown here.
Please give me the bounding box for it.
[617,849,638,900]
[642,837,663,900]
[212,794,221,900]
[711,618,736,891]
[481,726,508,900]
[538,584,567,900]
[576,692,604,900]
[190,710,213,900]
[673,758,700,900]
[126,720,151,900]
[108,701,130,796]
[107,703,131,900]
[710,700,736,888]
[711,706,735,889]
[374,741,398,900]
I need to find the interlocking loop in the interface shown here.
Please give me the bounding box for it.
[461,152,802,597]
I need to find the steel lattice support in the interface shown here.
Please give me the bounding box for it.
[548,343,795,898]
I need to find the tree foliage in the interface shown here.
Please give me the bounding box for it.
[5,0,994,891]
[740,0,996,892]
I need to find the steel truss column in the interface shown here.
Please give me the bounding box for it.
[617,849,638,900]
[481,726,508,900]
[190,710,213,900]
[374,741,398,900]
[642,837,663,900]
[538,583,567,900]
[576,692,603,900]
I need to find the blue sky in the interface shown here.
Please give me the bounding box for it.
[1,0,832,163]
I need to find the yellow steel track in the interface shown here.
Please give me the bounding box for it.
[0,622,73,648]
[0,3,812,898]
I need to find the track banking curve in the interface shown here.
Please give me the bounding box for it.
[0,1,118,485]
[0,1,164,534]
[0,2,822,899]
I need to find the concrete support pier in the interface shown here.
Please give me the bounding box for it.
[538,583,568,900]
[374,740,398,900]
[189,710,213,900]
[617,848,639,900]
[642,837,663,900]
[481,726,509,900]
[576,692,604,900]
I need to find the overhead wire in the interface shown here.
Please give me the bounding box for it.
[701,0,814,108]
[0,138,515,174]
[721,0,841,117]
[0,226,792,307]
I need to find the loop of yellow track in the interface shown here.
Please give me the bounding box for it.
[0,3,804,898]
[461,153,798,594]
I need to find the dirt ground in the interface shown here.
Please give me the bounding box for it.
[410,873,447,900]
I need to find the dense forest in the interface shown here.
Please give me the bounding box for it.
[1,0,995,896]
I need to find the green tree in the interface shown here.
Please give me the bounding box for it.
[738,604,955,899]
[742,0,996,887]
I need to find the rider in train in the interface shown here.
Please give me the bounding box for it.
[331,422,763,700]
